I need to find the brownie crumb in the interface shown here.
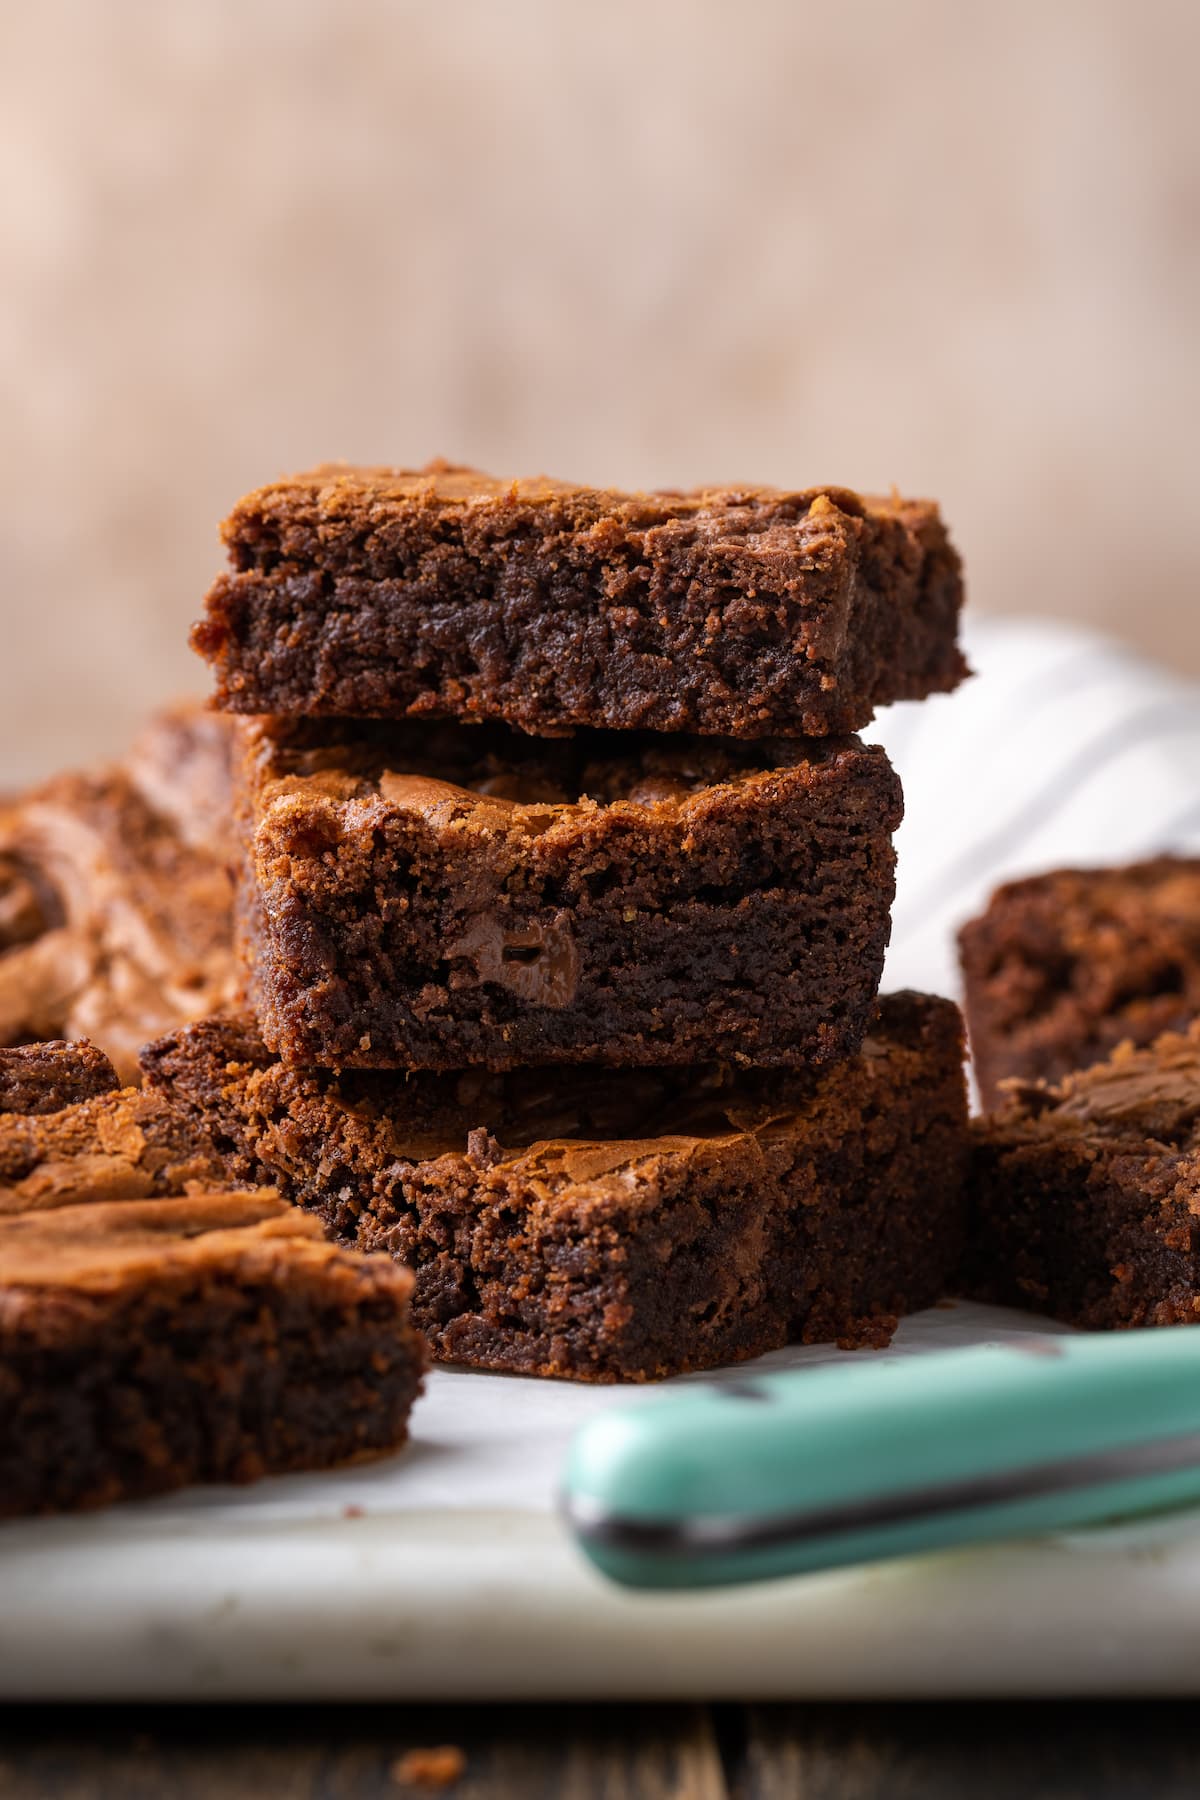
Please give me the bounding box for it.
[390,1747,467,1789]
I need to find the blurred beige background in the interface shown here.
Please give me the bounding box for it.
[2,0,1197,785]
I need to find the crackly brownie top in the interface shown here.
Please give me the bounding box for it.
[243,716,888,821]
[985,1021,1200,1152]
[980,857,1200,921]
[221,460,945,577]
[145,992,961,1188]
[966,858,1200,967]
[124,701,236,855]
[0,1188,328,1288]
[0,1040,119,1117]
[0,1082,224,1214]
[0,730,237,1083]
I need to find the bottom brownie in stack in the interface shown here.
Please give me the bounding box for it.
[143,991,969,1382]
[0,1041,426,1515]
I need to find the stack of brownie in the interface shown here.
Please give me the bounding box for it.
[151,462,973,1381]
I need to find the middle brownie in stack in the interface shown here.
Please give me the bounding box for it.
[179,463,972,1379]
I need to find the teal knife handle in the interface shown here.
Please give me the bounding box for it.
[563,1329,1200,1589]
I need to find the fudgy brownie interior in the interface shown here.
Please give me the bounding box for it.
[237,716,902,1071]
[965,1022,1200,1328]
[196,463,967,738]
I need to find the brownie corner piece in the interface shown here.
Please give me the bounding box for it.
[234,717,902,1072]
[194,463,966,736]
[964,1019,1200,1329]
[959,856,1200,1104]
[0,1188,426,1516]
[144,989,968,1382]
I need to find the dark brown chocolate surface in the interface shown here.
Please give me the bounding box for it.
[142,992,969,1382]
[0,1187,425,1516]
[965,1021,1200,1329]
[194,462,967,738]
[234,716,903,1071]
[959,857,1200,1106]
[0,1040,119,1117]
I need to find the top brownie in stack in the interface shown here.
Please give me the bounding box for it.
[193,463,967,739]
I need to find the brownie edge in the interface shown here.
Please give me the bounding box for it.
[0,1189,426,1516]
[142,992,969,1382]
[960,857,1200,1105]
[963,1021,1200,1331]
[194,463,967,737]
[0,1040,119,1117]
[234,718,903,1072]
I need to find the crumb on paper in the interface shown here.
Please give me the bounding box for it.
[343,1503,366,1519]
[391,1745,467,1789]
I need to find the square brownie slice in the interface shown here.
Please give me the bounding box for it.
[965,1022,1200,1329]
[193,463,967,738]
[0,1189,425,1516]
[959,858,1200,1105]
[233,717,902,1072]
[142,992,969,1382]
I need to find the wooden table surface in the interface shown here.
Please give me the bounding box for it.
[2,1702,1197,1798]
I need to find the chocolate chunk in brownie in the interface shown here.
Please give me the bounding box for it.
[965,1021,1200,1329]
[142,993,969,1382]
[193,463,967,738]
[0,719,237,1082]
[233,716,902,1072]
[0,1040,119,1117]
[960,857,1200,1105]
[0,1188,425,1516]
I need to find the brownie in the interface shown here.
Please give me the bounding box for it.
[0,1079,222,1214]
[960,858,1200,1105]
[0,1040,119,1117]
[0,1188,425,1516]
[233,716,902,1072]
[142,992,969,1382]
[0,741,236,1083]
[193,463,967,738]
[125,700,236,855]
[965,1022,1200,1330]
